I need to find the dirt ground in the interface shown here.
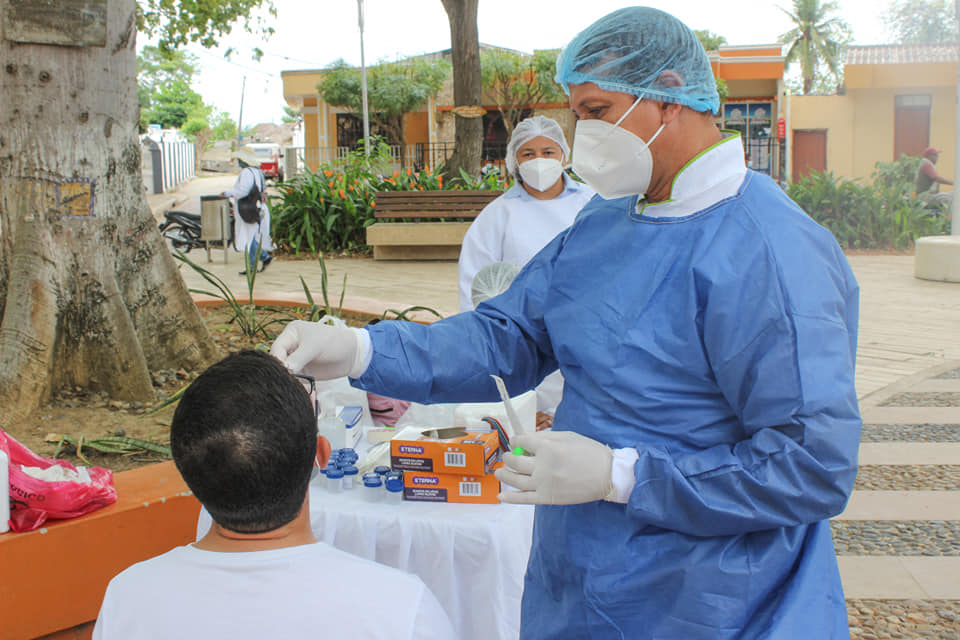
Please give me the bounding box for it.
[4,305,373,473]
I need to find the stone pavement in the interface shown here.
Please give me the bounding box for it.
[151,177,960,637]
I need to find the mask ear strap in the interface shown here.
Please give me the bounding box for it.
[647,122,667,148]
[613,94,644,127]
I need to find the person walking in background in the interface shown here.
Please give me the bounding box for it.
[223,151,274,275]
[915,146,953,209]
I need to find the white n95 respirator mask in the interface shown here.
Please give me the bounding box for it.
[571,97,665,200]
[518,158,564,192]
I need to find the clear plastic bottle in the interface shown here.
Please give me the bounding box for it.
[363,475,383,502]
[0,449,9,533]
[341,465,359,490]
[317,393,346,451]
[325,467,344,493]
[384,475,404,503]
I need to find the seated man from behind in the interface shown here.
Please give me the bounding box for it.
[93,350,455,640]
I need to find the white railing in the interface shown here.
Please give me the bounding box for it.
[159,139,196,192]
[141,135,196,194]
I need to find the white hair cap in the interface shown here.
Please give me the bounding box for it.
[471,262,522,309]
[504,115,570,178]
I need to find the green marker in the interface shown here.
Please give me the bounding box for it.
[513,446,526,456]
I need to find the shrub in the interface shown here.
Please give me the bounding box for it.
[272,137,513,254]
[787,156,949,250]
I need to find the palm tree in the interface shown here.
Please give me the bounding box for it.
[779,0,850,94]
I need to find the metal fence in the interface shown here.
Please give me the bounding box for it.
[142,137,196,194]
[285,141,509,177]
[744,136,786,183]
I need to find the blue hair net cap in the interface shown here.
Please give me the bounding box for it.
[555,6,720,114]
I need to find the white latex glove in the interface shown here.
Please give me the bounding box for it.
[270,320,366,380]
[495,430,615,505]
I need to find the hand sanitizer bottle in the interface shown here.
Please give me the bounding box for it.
[318,392,346,451]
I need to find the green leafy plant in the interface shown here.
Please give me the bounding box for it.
[299,253,348,321]
[173,250,294,339]
[380,305,444,322]
[787,155,949,249]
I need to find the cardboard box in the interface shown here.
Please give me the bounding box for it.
[390,430,501,475]
[403,470,500,504]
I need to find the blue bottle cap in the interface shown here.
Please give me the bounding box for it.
[325,468,344,479]
[374,466,391,475]
[385,477,404,492]
[363,476,383,488]
[341,465,359,476]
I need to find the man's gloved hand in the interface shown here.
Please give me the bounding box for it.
[495,431,615,505]
[270,320,366,380]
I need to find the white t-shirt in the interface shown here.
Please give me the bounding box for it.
[93,542,455,640]
[457,174,595,313]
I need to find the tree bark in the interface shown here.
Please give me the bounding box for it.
[0,0,218,428]
[440,0,482,182]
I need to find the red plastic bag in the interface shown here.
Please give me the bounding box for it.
[1,428,117,532]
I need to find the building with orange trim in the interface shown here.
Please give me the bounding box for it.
[285,42,959,189]
[790,44,956,188]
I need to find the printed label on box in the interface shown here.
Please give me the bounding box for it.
[390,431,501,476]
[402,470,499,504]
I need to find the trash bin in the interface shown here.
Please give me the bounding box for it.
[200,195,231,263]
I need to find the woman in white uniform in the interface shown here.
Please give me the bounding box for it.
[458,116,595,424]
[458,116,594,311]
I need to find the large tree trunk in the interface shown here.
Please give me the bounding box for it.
[440,0,482,182]
[0,0,218,428]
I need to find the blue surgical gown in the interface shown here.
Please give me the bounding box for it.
[355,171,861,639]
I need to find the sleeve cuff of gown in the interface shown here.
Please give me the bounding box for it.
[349,328,373,379]
[607,447,640,504]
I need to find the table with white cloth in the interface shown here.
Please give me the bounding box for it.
[197,478,535,640]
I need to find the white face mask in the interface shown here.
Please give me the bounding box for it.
[571,97,665,199]
[518,157,564,192]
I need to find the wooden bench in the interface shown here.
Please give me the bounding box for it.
[366,190,502,260]
[0,462,200,640]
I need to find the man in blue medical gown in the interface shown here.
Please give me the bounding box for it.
[272,7,861,639]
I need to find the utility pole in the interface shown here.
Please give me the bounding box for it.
[358,0,371,156]
[236,75,247,151]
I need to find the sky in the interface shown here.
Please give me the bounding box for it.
[156,0,895,127]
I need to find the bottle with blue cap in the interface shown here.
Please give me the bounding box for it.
[341,465,359,490]
[384,473,404,503]
[363,474,383,502]
[325,467,344,493]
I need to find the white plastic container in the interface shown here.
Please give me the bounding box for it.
[0,449,10,533]
[341,465,359,490]
[362,475,383,502]
[325,467,344,493]
[384,476,404,503]
[317,392,348,450]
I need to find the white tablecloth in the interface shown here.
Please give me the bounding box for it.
[197,479,535,640]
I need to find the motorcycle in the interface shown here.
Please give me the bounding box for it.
[158,209,234,253]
